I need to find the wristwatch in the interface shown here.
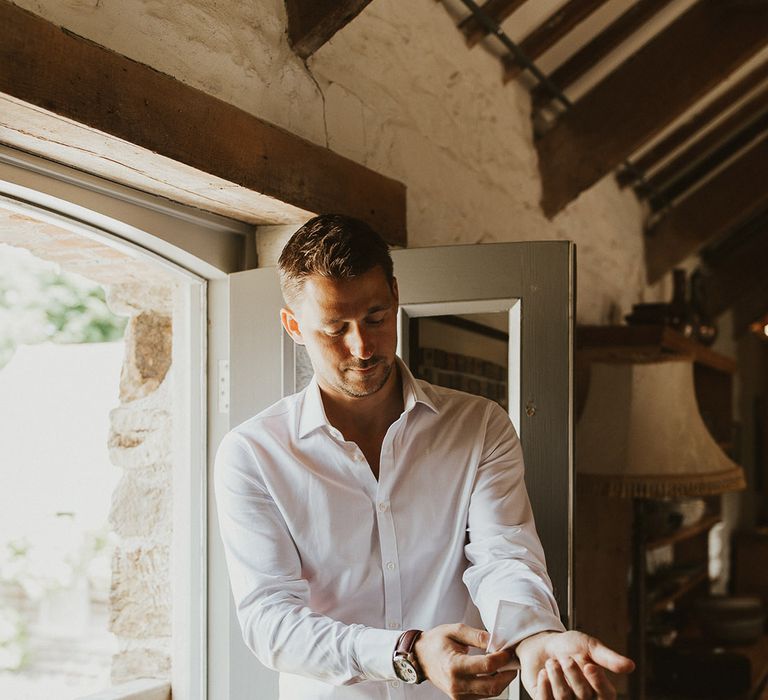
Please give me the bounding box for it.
[392,629,425,684]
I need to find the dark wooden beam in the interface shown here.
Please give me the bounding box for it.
[645,134,768,283]
[532,0,674,108]
[698,211,768,317]
[617,60,768,187]
[503,0,611,83]
[537,0,768,218]
[459,0,529,48]
[643,95,768,209]
[0,1,406,245]
[285,0,374,59]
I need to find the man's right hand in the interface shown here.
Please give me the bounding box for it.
[414,623,517,699]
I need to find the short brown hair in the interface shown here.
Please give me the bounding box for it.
[277,214,394,306]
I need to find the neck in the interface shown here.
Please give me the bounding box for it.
[320,365,404,438]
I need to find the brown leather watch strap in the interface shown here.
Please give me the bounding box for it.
[395,629,422,655]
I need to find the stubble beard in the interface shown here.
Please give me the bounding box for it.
[337,358,394,398]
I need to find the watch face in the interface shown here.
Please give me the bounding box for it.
[394,656,418,684]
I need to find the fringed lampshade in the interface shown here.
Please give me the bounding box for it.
[577,356,745,499]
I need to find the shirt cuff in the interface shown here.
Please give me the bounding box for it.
[486,600,566,653]
[355,627,403,681]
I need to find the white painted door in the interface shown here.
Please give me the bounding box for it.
[218,241,575,700]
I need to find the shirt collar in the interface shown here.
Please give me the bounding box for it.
[297,356,438,439]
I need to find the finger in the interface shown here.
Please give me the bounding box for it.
[445,623,490,651]
[558,656,593,699]
[583,663,617,700]
[451,648,516,675]
[461,670,518,697]
[537,668,554,700]
[546,658,573,700]
[586,639,635,674]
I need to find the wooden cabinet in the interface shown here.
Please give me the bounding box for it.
[574,325,737,698]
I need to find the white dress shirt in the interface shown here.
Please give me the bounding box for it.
[214,359,564,699]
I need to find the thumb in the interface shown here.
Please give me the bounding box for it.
[587,639,636,674]
[446,623,490,651]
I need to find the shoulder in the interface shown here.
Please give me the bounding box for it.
[215,391,302,469]
[417,378,518,440]
[418,378,499,415]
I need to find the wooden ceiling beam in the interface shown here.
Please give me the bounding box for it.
[532,0,674,108]
[698,211,768,318]
[640,86,768,201]
[459,0,529,48]
[0,1,406,244]
[503,0,611,83]
[537,0,768,218]
[645,134,768,283]
[285,0,373,59]
[645,100,768,210]
[618,60,768,187]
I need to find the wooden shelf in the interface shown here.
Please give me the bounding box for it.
[576,325,737,374]
[647,515,722,550]
[651,570,709,612]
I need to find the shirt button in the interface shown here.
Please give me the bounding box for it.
[385,561,396,570]
[378,502,389,512]
[391,680,401,688]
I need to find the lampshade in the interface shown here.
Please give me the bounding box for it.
[577,356,746,499]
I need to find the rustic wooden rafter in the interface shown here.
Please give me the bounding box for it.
[643,93,768,209]
[645,133,768,283]
[285,0,374,59]
[537,0,768,218]
[503,0,611,83]
[618,60,768,187]
[698,210,768,318]
[459,0,529,48]
[531,0,674,108]
[0,1,406,245]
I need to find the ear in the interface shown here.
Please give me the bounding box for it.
[391,276,399,305]
[280,307,305,345]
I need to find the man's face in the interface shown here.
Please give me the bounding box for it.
[281,267,399,400]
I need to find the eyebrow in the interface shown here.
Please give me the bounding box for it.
[323,303,391,325]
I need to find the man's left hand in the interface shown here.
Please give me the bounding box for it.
[515,630,635,699]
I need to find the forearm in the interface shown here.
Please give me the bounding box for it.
[237,593,401,685]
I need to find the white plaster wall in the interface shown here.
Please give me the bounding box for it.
[13,0,666,322]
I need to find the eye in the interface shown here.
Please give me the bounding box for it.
[325,323,347,337]
[366,312,386,325]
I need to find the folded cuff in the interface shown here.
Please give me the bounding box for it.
[486,600,565,653]
[355,627,403,681]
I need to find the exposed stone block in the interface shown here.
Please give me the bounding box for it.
[108,405,172,468]
[109,465,172,538]
[119,312,173,402]
[107,283,175,317]
[111,648,171,686]
[110,545,171,638]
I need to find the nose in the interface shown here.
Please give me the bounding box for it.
[347,323,374,360]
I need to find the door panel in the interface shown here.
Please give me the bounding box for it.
[223,241,575,699]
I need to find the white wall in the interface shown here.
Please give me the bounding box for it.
[12,0,670,324]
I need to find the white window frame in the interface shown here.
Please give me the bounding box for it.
[0,145,250,700]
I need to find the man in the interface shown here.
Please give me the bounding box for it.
[215,214,634,699]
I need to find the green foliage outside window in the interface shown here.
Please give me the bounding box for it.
[0,244,127,369]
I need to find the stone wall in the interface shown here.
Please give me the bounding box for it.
[12,0,672,321]
[106,283,174,685]
[1,212,176,685]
